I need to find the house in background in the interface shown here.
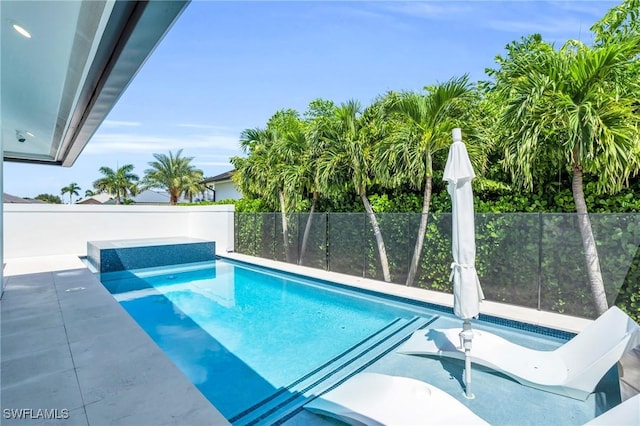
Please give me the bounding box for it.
[202,169,241,202]
[76,190,190,205]
[76,193,114,204]
[3,193,45,204]
[100,189,186,205]
[131,189,189,204]
[129,189,172,204]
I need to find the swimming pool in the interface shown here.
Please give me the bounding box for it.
[99,257,621,425]
[99,258,437,423]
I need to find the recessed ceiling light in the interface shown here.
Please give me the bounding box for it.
[12,23,31,38]
[25,131,35,137]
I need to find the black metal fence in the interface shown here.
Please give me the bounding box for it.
[234,212,640,319]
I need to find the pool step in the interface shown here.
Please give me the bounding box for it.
[231,315,436,426]
[228,317,411,424]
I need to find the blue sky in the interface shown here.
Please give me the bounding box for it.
[4,0,616,200]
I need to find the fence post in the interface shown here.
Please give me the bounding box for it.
[408,214,412,280]
[297,213,301,265]
[363,212,367,278]
[272,213,276,260]
[537,212,543,311]
[326,212,330,271]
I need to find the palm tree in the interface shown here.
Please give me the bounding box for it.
[285,126,318,264]
[492,36,640,314]
[590,0,640,117]
[270,111,316,263]
[378,76,472,287]
[591,0,640,47]
[84,189,95,198]
[60,182,80,204]
[234,126,296,261]
[232,129,273,201]
[143,150,203,205]
[315,100,393,282]
[182,169,205,203]
[93,164,139,204]
[233,109,316,263]
[297,99,336,264]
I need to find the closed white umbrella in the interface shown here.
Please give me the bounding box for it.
[443,128,485,399]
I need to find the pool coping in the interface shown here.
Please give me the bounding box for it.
[219,252,593,334]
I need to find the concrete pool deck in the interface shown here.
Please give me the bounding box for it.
[0,254,622,425]
[1,255,229,426]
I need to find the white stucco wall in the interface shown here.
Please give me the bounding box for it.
[3,204,234,259]
[214,181,242,201]
[187,207,235,253]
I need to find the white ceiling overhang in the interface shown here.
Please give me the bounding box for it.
[1,0,189,166]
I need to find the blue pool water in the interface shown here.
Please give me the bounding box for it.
[100,259,436,420]
[99,258,622,425]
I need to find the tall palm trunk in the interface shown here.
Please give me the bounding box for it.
[299,191,318,265]
[279,190,291,262]
[360,192,391,282]
[572,158,608,315]
[406,176,432,286]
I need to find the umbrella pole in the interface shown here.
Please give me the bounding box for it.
[460,319,475,399]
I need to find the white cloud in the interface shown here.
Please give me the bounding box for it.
[380,2,473,19]
[312,2,474,33]
[478,1,611,38]
[485,16,592,36]
[197,153,237,160]
[366,2,592,45]
[193,161,234,167]
[306,3,414,32]
[84,132,240,155]
[175,123,235,132]
[84,141,161,154]
[101,120,141,128]
[329,5,397,21]
[553,1,613,18]
[380,1,607,39]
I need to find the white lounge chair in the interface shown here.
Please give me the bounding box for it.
[304,372,489,425]
[397,306,640,400]
[583,393,640,425]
